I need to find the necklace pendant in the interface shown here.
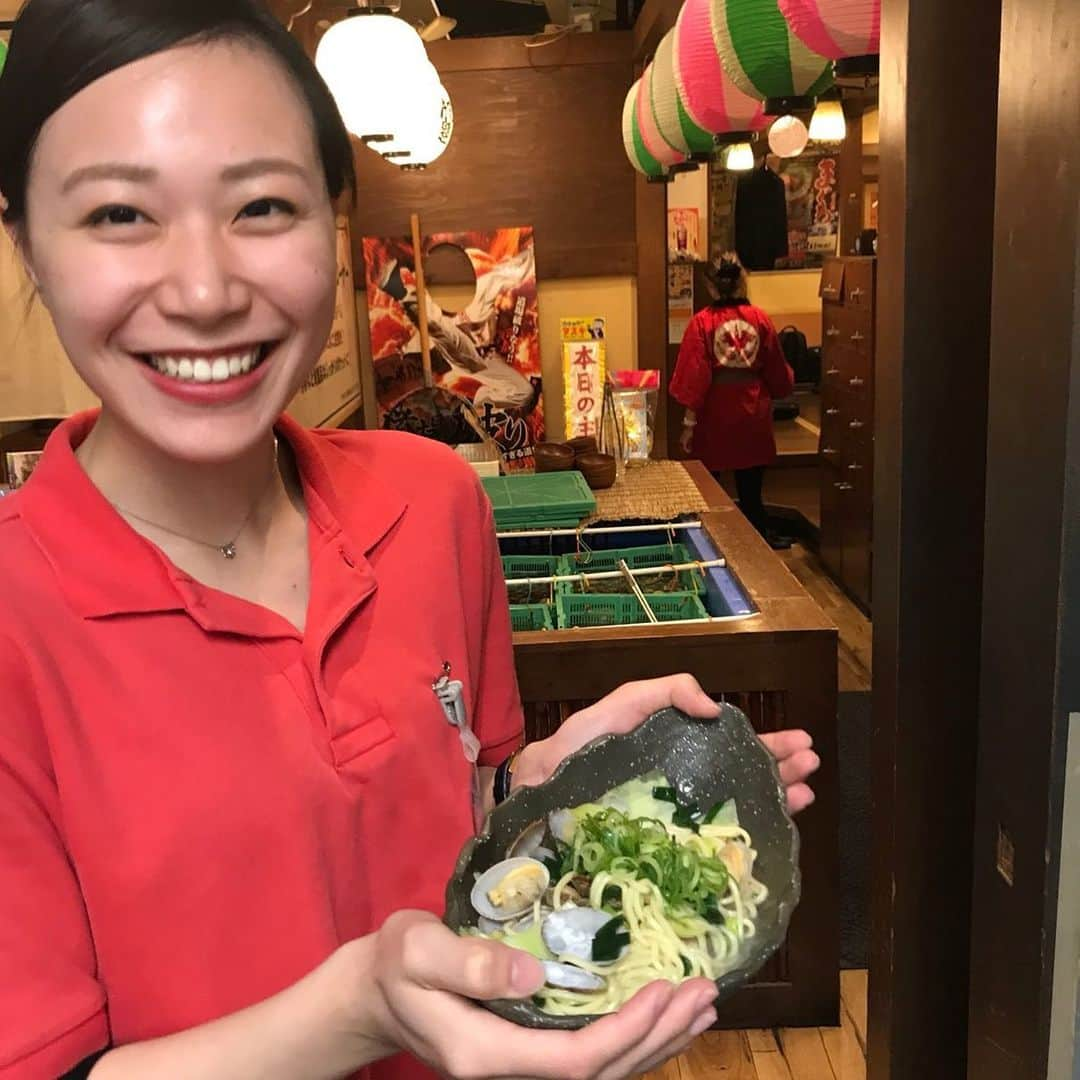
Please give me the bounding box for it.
[221,543,238,560]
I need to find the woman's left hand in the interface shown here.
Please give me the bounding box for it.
[513,674,819,814]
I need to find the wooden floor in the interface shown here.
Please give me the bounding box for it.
[643,971,868,1080]
[644,544,873,1079]
[778,544,872,694]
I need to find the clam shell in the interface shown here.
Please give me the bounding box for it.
[542,960,606,992]
[542,906,626,965]
[470,858,550,922]
[507,819,548,860]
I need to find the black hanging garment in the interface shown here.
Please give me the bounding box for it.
[735,164,789,271]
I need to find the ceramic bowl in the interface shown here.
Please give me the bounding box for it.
[575,451,618,490]
[444,704,801,1029]
[566,435,598,459]
[533,442,576,473]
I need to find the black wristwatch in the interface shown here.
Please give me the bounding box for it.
[493,748,522,805]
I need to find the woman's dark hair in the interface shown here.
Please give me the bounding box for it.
[704,253,749,304]
[0,0,356,226]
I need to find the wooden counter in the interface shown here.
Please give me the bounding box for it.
[511,461,840,1029]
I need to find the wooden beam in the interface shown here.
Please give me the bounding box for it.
[869,0,1001,1074]
[632,0,681,61]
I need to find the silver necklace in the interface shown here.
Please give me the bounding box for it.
[113,438,280,560]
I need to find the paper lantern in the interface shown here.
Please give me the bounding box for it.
[380,81,454,169]
[622,81,668,182]
[768,114,809,156]
[315,14,428,141]
[674,0,767,141]
[636,63,688,169]
[0,39,7,78]
[712,0,834,115]
[651,29,715,159]
[778,0,880,72]
[725,142,755,170]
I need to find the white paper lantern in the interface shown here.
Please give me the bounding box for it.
[809,98,847,141]
[768,115,809,156]
[381,81,455,168]
[315,14,428,141]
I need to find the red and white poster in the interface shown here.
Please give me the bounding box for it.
[363,227,544,471]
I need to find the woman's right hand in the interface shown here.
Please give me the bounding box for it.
[678,426,694,456]
[364,910,718,1080]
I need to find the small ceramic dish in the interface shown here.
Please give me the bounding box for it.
[444,704,801,1029]
[533,442,576,473]
[575,451,618,490]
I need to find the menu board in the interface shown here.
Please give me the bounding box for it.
[288,216,363,428]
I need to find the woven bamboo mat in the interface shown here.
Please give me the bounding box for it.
[584,460,710,524]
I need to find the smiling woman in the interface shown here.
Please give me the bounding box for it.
[0,4,819,1080]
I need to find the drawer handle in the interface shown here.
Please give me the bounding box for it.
[823,286,838,295]
[849,419,865,429]
[851,287,864,298]
[847,463,864,471]
[834,481,854,491]
[822,447,838,455]
[826,327,841,337]
[851,331,865,342]
[825,407,840,416]
[849,377,865,387]
[827,367,841,376]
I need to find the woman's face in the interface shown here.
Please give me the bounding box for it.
[18,40,338,462]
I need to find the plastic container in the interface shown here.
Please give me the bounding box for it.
[555,591,708,628]
[555,544,706,595]
[509,603,555,632]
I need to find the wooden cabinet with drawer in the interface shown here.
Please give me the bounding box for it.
[818,256,876,610]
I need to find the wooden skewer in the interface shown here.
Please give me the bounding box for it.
[619,558,660,624]
[409,212,433,388]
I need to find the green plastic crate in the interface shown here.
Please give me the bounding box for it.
[482,473,596,530]
[509,603,554,632]
[555,544,706,595]
[555,591,708,629]
[502,555,558,579]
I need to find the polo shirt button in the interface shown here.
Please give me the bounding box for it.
[340,547,355,568]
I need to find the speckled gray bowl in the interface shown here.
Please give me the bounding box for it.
[444,704,801,1029]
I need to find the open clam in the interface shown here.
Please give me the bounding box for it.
[470,858,550,922]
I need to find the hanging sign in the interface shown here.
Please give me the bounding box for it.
[561,317,607,441]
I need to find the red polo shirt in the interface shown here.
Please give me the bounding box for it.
[0,412,523,1079]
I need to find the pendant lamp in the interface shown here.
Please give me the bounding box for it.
[674,0,767,146]
[808,93,847,141]
[380,80,454,169]
[778,0,881,76]
[315,13,428,142]
[712,0,834,116]
[651,29,715,160]
[768,114,809,156]
[622,81,670,183]
[636,62,691,171]
[725,142,756,170]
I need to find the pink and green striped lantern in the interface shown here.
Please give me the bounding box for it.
[649,28,714,161]
[778,0,880,77]
[712,0,834,116]
[636,61,689,170]
[622,81,670,183]
[674,0,767,146]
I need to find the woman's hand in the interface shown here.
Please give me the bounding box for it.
[678,426,694,456]
[365,911,717,1079]
[513,675,819,814]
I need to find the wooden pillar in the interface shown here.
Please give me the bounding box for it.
[967,0,1080,1073]
[869,0,1001,1074]
[837,106,864,257]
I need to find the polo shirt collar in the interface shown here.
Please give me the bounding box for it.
[19,411,407,623]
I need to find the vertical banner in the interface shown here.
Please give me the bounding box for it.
[363,227,543,472]
[774,151,840,267]
[560,317,606,441]
[667,207,702,261]
[288,216,363,428]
